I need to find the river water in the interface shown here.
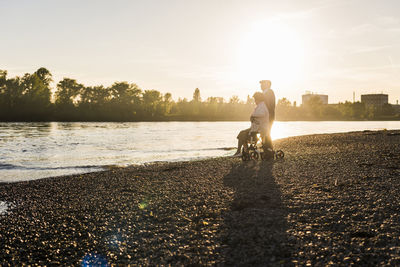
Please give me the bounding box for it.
[1,121,399,183]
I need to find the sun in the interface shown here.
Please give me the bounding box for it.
[236,20,306,84]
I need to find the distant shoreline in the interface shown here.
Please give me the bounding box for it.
[1,118,400,123]
[2,68,399,123]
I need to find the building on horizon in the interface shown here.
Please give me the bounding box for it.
[360,94,388,107]
[302,92,328,105]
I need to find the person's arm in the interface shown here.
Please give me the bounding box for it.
[271,90,276,113]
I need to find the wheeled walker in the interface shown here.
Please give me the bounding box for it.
[241,133,284,161]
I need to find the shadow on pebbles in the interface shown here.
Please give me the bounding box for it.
[0,130,400,265]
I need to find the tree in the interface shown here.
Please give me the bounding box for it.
[229,95,240,104]
[35,67,53,86]
[0,75,24,111]
[80,85,110,105]
[303,95,324,119]
[80,86,94,104]
[246,95,255,105]
[19,70,52,119]
[110,82,141,103]
[54,78,83,120]
[108,82,142,119]
[142,90,163,118]
[162,92,173,115]
[0,70,6,88]
[205,97,219,118]
[320,105,342,120]
[351,102,366,119]
[277,98,291,108]
[374,103,395,118]
[193,88,201,102]
[55,78,83,106]
[91,86,110,105]
[276,98,292,120]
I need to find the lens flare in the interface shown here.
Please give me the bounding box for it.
[81,253,108,267]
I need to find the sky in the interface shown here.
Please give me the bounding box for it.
[1,0,400,104]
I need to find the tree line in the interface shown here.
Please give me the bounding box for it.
[0,68,254,121]
[1,67,399,121]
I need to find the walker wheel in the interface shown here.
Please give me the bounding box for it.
[241,149,250,161]
[275,150,284,159]
[250,151,259,160]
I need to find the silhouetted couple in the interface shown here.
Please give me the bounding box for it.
[234,80,275,156]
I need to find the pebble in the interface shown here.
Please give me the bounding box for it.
[0,130,399,265]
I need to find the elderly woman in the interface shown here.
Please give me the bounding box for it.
[233,92,269,156]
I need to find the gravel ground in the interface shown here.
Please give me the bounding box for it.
[0,130,400,266]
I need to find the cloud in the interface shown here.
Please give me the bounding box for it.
[349,24,379,35]
[348,45,394,54]
[346,16,400,36]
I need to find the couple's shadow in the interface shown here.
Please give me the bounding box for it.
[222,160,291,265]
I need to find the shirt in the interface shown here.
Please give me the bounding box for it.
[262,88,276,121]
[250,102,269,136]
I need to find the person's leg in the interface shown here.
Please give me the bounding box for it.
[236,139,242,154]
[235,128,250,154]
[265,120,274,150]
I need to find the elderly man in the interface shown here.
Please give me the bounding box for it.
[259,80,276,150]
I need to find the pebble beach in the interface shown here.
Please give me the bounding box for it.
[1,130,400,265]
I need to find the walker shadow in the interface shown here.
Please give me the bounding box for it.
[222,160,291,265]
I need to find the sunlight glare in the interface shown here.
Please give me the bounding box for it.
[236,20,305,84]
